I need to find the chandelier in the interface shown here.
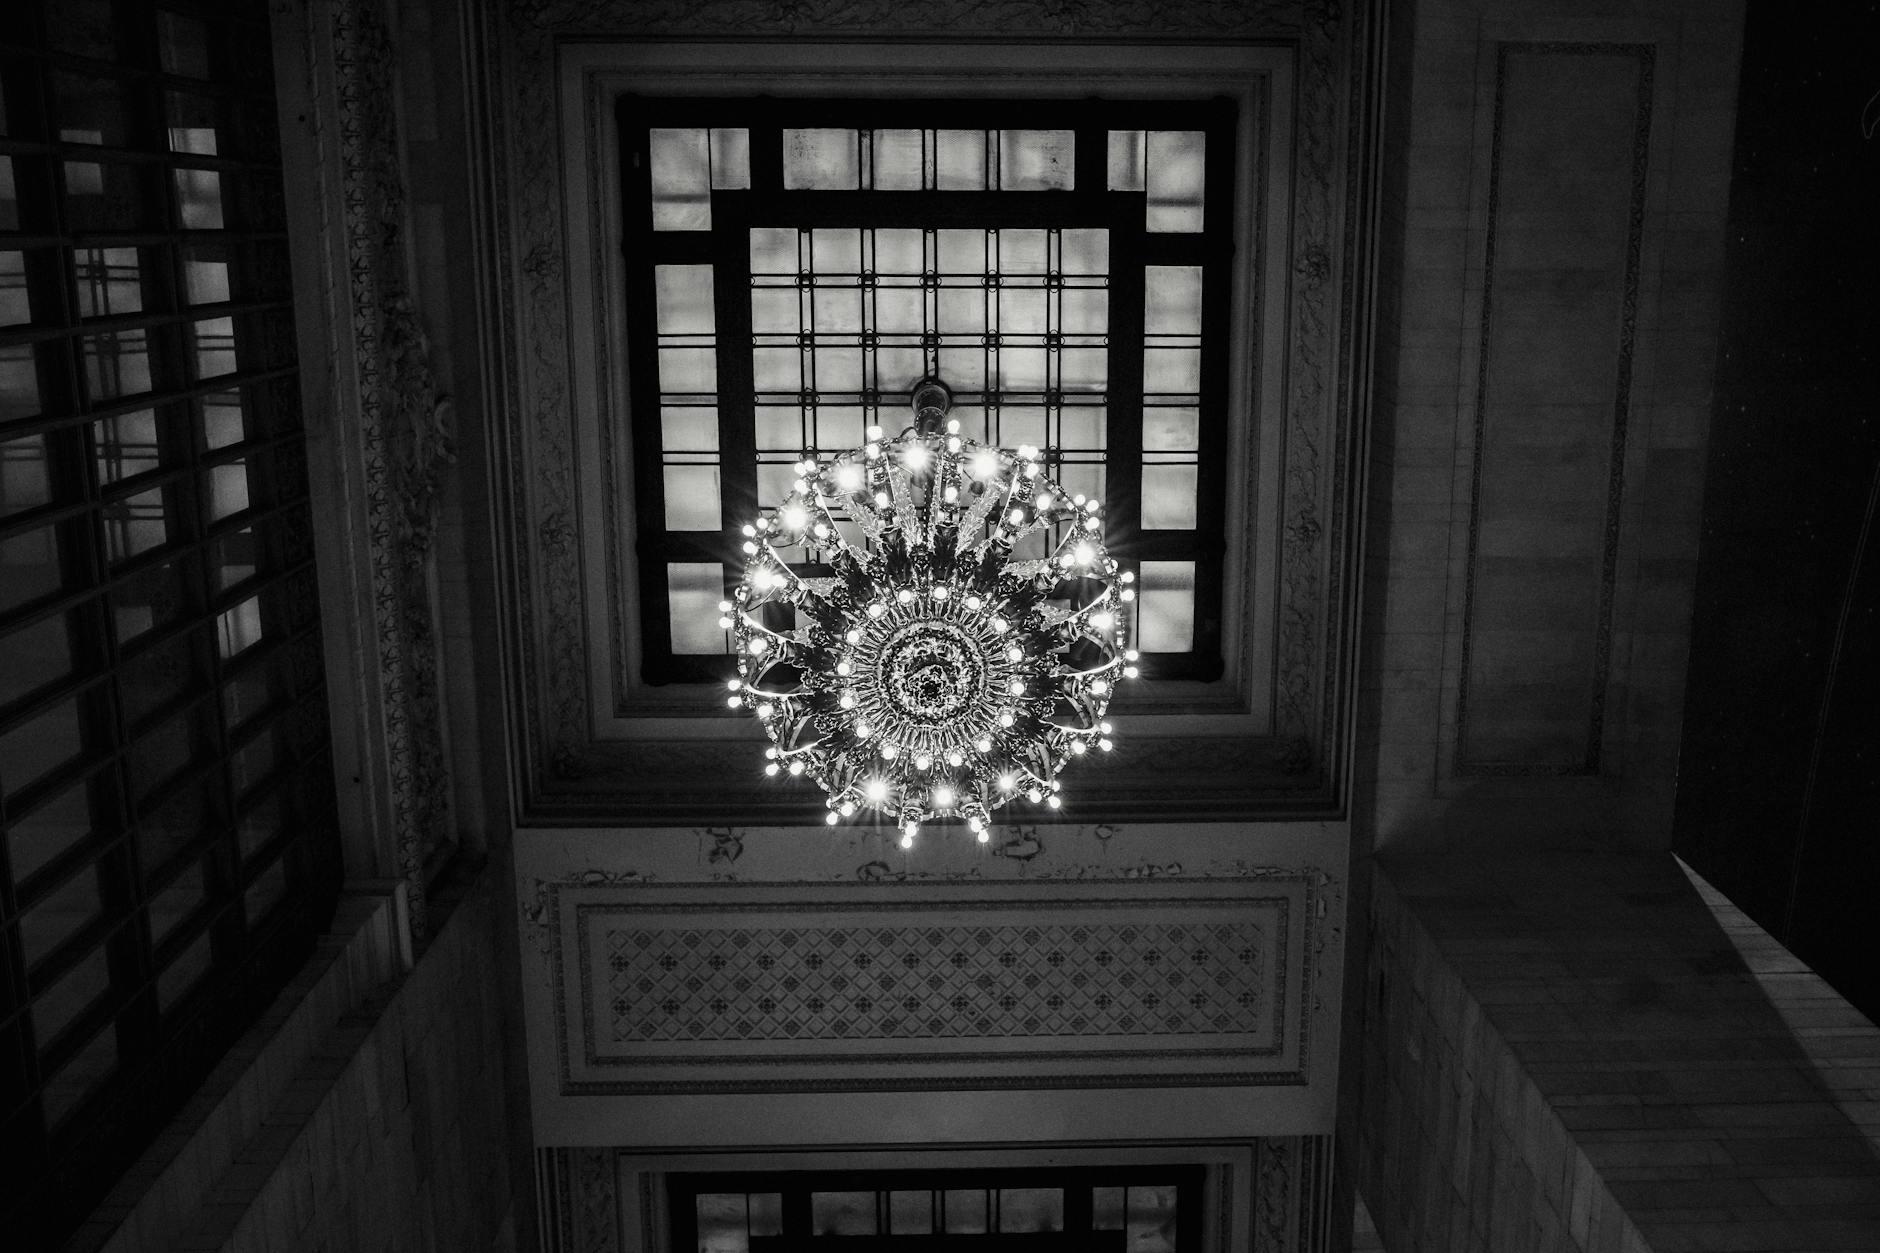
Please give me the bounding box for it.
[721,379,1138,846]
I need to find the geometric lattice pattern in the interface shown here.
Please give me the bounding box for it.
[605,922,1262,1042]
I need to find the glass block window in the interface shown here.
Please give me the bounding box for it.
[620,98,1236,684]
[0,4,340,1245]
[672,1166,1204,1253]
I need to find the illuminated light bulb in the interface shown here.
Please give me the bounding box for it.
[1121,571,1136,584]
[1026,788,1043,803]
[1125,650,1140,662]
[748,637,769,655]
[825,811,839,825]
[1073,494,1086,506]
[726,695,742,708]
[868,603,887,618]
[896,588,914,604]
[1023,462,1040,478]
[764,763,780,776]
[756,703,775,719]
[971,450,1000,479]
[1009,679,1025,695]
[914,755,932,771]
[999,711,1015,727]
[718,616,733,629]
[900,832,915,850]
[1007,645,1023,662]
[1100,721,1113,734]
[753,569,775,590]
[1099,738,1113,751]
[946,419,960,434]
[968,815,984,832]
[931,586,949,601]
[1047,795,1062,809]
[946,436,962,452]
[902,444,931,472]
[1090,611,1115,631]
[1058,554,1076,569]
[755,517,771,531]
[1124,665,1140,679]
[764,747,778,759]
[742,524,758,538]
[1075,542,1095,565]
[1070,740,1087,755]
[1090,679,1110,696]
[999,773,1017,791]
[1085,498,1100,513]
[718,600,733,612]
[1085,516,1101,531]
[1035,492,1054,510]
[839,692,857,709]
[1121,588,1136,602]
[836,464,864,491]
[932,785,956,807]
[856,722,872,738]
[943,485,958,503]
[781,504,808,531]
[865,443,880,460]
[1007,508,1026,526]
[839,801,856,816]
[866,778,888,801]
[813,522,830,539]
[882,743,899,759]
[990,617,1009,633]
[846,628,863,643]
[975,737,993,752]
[964,595,982,610]
[874,491,891,508]
[788,760,805,775]
[977,829,991,844]
[742,540,759,555]
[728,678,743,693]
[946,750,964,766]
[867,424,884,440]
[836,660,852,676]
[1017,444,1037,459]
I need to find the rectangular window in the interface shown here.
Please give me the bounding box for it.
[620,98,1236,685]
[0,7,342,1245]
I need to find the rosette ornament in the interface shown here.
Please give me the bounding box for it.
[722,380,1138,847]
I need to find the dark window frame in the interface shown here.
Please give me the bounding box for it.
[0,3,341,1244]
[617,96,1237,687]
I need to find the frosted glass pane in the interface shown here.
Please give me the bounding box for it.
[752,347,801,392]
[998,1188,1063,1233]
[183,253,228,305]
[945,1191,988,1235]
[998,287,1046,335]
[157,932,211,1008]
[937,346,984,389]
[1061,228,1108,275]
[812,285,861,334]
[654,265,715,334]
[1061,288,1107,335]
[41,1026,114,1127]
[816,406,865,448]
[698,1194,748,1253]
[1146,130,1206,232]
[749,227,798,275]
[784,129,859,189]
[663,466,720,530]
[749,1195,782,1237]
[812,1193,876,1236]
[1107,129,1146,190]
[1138,561,1196,651]
[811,346,863,392]
[935,130,986,189]
[7,787,89,884]
[19,866,99,969]
[34,947,108,1043]
[999,130,1074,190]
[1127,1186,1179,1253]
[998,346,1047,391]
[875,346,923,390]
[1141,464,1198,529]
[890,1192,933,1235]
[650,129,711,230]
[755,406,802,450]
[871,288,922,334]
[85,329,151,399]
[1093,1187,1126,1231]
[661,406,717,451]
[1000,228,1047,274]
[668,562,728,654]
[658,346,717,394]
[751,288,798,334]
[812,228,860,275]
[936,229,985,275]
[74,246,141,317]
[708,128,750,189]
[1060,346,1106,392]
[1059,406,1106,449]
[874,129,923,190]
[937,287,986,334]
[1145,265,1204,334]
[997,406,1047,448]
[1145,406,1200,451]
[192,315,237,379]
[1143,348,1201,394]
[756,462,797,506]
[1056,461,1104,505]
[874,228,923,274]
[175,168,223,227]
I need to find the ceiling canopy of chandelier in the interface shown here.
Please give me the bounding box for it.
[722,379,1139,847]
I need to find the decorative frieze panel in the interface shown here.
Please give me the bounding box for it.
[545,876,1316,1094]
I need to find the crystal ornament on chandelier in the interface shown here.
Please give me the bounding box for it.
[721,379,1138,848]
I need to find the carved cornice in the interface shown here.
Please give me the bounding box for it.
[331,0,457,934]
[484,0,1361,821]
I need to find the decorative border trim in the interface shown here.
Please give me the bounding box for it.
[1454,41,1655,777]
